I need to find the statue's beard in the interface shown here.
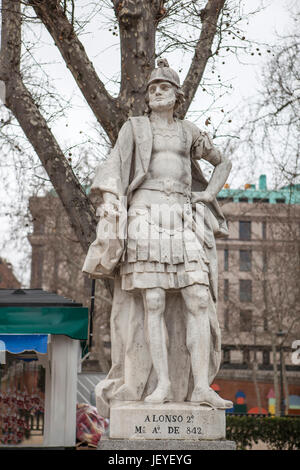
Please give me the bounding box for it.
[149,96,176,112]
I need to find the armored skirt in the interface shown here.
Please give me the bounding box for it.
[120,204,210,291]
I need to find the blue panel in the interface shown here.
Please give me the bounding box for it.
[0,334,48,354]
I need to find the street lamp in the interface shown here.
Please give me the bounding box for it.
[276,330,287,417]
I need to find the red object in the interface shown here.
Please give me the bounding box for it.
[211,383,220,391]
[236,397,245,405]
[248,407,268,414]
[76,403,107,447]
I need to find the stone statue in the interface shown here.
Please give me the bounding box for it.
[83,59,233,420]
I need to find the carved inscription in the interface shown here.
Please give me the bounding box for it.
[133,414,203,438]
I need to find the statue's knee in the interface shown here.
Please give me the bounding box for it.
[198,289,209,310]
[189,287,209,314]
[145,289,165,314]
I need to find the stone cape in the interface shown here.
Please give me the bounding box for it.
[82,116,228,418]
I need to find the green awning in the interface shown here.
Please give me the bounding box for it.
[0,306,88,340]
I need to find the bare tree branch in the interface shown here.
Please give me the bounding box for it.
[179,0,226,117]
[28,0,123,143]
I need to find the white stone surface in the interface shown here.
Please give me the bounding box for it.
[109,401,226,440]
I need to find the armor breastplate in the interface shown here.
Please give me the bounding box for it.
[140,120,192,195]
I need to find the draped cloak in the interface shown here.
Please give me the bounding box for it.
[82,116,228,418]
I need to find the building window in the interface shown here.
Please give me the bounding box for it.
[263,310,268,331]
[262,252,267,272]
[239,250,252,271]
[224,309,229,331]
[239,279,252,302]
[253,198,269,203]
[223,348,231,363]
[242,348,250,363]
[32,245,44,288]
[224,279,229,301]
[262,221,267,240]
[33,216,45,235]
[224,249,229,271]
[239,221,251,240]
[262,349,270,366]
[240,310,252,332]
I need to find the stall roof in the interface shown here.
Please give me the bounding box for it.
[0,289,83,307]
[0,289,88,340]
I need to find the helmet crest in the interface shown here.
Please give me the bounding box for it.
[147,59,180,89]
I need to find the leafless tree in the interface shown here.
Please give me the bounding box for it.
[230,7,300,189]
[0,0,264,252]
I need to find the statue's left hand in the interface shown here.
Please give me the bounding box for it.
[96,202,121,218]
[192,191,214,204]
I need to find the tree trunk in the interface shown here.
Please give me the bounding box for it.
[117,0,156,116]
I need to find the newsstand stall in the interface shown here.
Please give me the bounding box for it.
[0,289,88,448]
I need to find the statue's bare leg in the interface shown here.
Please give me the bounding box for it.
[181,284,233,409]
[142,287,173,403]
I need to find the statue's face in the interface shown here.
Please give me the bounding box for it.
[148,80,176,112]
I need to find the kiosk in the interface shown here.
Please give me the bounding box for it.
[0,288,88,448]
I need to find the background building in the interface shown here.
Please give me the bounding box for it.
[215,175,300,414]
[0,258,21,289]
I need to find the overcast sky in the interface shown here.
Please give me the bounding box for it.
[0,0,294,285]
[36,0,292,141]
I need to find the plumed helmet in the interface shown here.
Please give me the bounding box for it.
[147,59,180,88]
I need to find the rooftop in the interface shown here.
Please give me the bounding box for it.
[217,175,300,205]
[0,288,82,307]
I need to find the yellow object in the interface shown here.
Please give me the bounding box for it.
[268,404,275,415]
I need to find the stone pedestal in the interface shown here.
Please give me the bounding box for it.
[109,401,226,440]
[99,438,236,450]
